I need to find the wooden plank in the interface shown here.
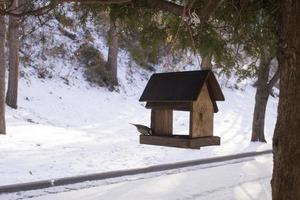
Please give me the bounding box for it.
[190,83,214,138]
[140,135,220,149]
[151,109,173,136]
[146,102,192,111]
[189,136,220,148]
[140,135,190,148]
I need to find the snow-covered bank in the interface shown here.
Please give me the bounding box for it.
[0,61,278,186]
[13,154,272,200]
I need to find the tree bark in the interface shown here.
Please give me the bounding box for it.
[271,0,300,199]
[200,53,212,70]
[0,3,6,134]
[268,68,279,91]
[6,0,20,109]
[251,53,272,142]
[105,17,118,87]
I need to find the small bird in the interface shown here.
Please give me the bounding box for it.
[130,123,152,136]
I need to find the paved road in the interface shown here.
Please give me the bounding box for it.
[30,154,272,200]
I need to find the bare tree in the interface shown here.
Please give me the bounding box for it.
[251,50,275,142]
[0,2,6,134]
[6,0,20,109]
[105,16,118,87]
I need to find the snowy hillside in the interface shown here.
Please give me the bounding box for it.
[0,8,278,187]
[0,54,278,186]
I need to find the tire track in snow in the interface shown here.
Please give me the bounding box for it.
[179,176,271,200]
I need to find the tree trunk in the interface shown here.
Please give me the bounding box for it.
[6,0,20,109]
[200,52,212,70]
[251,53,272,142]
[271,0,300,199]
[105,18,118,87]
[0,3,6,134]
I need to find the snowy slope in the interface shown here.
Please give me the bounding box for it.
[0,8,278,187]
[0,57,278,186]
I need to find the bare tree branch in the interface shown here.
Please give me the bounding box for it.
[63,0,132,4]
[146,0,183,16]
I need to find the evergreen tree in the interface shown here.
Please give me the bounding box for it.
[212,0,279,142]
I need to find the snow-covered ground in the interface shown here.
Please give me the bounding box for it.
[0,56,278,187]
[0,8,278,189]
[2,154,272,200]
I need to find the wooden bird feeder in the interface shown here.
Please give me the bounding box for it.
[139,70,225,149]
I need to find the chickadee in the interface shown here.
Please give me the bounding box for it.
[130,123,152,136]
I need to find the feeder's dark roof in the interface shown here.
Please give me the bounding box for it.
[139,70,225,102]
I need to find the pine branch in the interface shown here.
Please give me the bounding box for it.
[1,0,224,26]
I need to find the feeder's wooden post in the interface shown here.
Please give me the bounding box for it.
[190,83,214,138]
[151,109,173,136]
